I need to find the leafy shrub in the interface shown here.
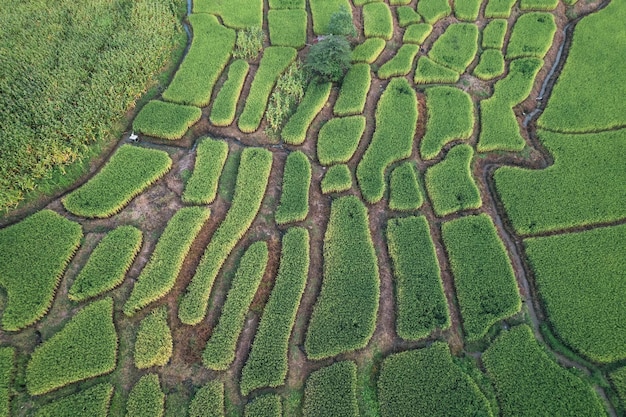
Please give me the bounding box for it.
[240,228,309,395]
[429,23,478,73]
[484,0,517,18]
[0,348,13,417]
[321,165,353,194]
[482,19,508,49]
[245,394,282,417]
[0,210,82,331]
[203,242,268,370]
[328,5,356,37]
[233,27,265,61]
[356,77,417,203]
[397,6,422,27]
[210,60,250,127]
[132,100,201,140]
[183,138,229,205]
[63,145,172,218]
[179,148,272,325]
[305,196,379,359]
[520,0,559,10]
[473,49,505,80]
[266,61,307,136]
[317,116,365,165]
[276,151,311,224]
[303,362,358,417]
[35,383,113,417]
[134,306,173,369]
[309,0,352,35]
[304,35,352,83]
[268,9,308,49]
[26,298,117,395]
[506,13,556,59]
[70,225,142,302]
[403,23,433,44]
[414,57,460,84]
[351,38,386,64]
[417,0,451,24]
[282,81,332,145]
[124,207,210,316]
[387,216,449,339]
[378,44,419,79]
[441,215,520,341]
[388,162,423,211]
[188,381,224,417]
[363,3,393,40]
[334,64,371,116]
[194,0,263,29]
[453,0,481,20]
[126,374,164,417]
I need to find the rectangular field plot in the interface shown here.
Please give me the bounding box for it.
[268,9,307,49]
[310,0,351,35]
[133,100,202,140]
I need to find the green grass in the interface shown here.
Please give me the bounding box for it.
[163,14,235,107]
[179,148,272,325]
[506,13,556,59]
[303,362,358,417]
[387,216,449,339]
[524,224,626,363]
[209,60,250,127]
[34,383,114,417]
[244,394,282,417]
[126,374,165,417]
[321,165,353,194]
[389,163,423,211]
[310,0,352,35]
[378,343,493,417]
[305,196,379,359]
[482,19,508,49]
[483,325,606,417]
[132,100,201,140]
[403,23,433,44]
[453,0,482,20]
[414,57,460,84]
[0,210,82,331]
[134,306,173,369]
[425,144,482,216]
[538,0,626,132]
[0,348,13,417]
[270,0,305,8]
[183,138,229,205]
[268,9,308,49]
[417,0,451,24]
[356,78,418,203]
[421,86,474,160]
[282,81,332,145]
[363,3,394,40]
[610,367,626,410]
[276,151,312,224]
[188,381,224,417]
[238,47,297,133]
[397,6,422,27]
[484,0,516,18]
[520,0,559,10]
[63,145,172,218]
[69,225,142,302]
[202,242,268,370]
[317,116,366,165]
[26,298,117,395]
[429,23,478,73]
[240,228,309,395]
[351,38,386,64]
[473,49,505,80]
[193,0,263,29]
[441,214,521,341]
[378,44,419,79]
[334,64,372,116]
[124,207,211,316]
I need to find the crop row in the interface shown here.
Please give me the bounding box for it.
[188,381,224,417]
[282,81,331,145]
[245,394,282,417]
[482,19,508,49]
[506,13,556,60]
[418,0,451,24]
[520,0,559,10]
[397,6,422,27]
[485,0,516,18]
[610,367,626,411]
[429,23,478,74]
[34,383,113,417]
[134,306,173,369]
[275,151,311,224]
[268,9,307,49]
[453,0,481,20]
[321,165,353,194]
[334,63,371,116]
[414,57,460,84]
[126,374,164,417]
[303,361,358,417]
[209,60,250,127]
[363,3,393,40]
[378,44,419,79]
[317,116,365,166]
[0,348,12,417]
[270,0,305,9]
[309,0,351,35]
[183,138,229,205]
[133,100,202,140]
[351,38,385,64]
[473,50,505,80]
[389,162,423,211]
[403,23,432,45]
[194,0,262,29]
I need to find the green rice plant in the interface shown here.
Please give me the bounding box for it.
[425,144,482,216]
[317,116,365,165]
[520,0,559,10]
[183,138,229,205]
[473,49,505,80]
[163,14,235,107]
[268,10,308,49]
[303,362,358,417]
[389,163,423,211]
[126,374,164,417]
[353,0,382,6]
[524,224,626,363]
[484,0,516,18]
[69,225,142,302]
[403,23,433,44]
[420,86,474,160]
[429,23,478,73]
[0,210,82,331]
[483,325,606,416]
[321,165,353,194]
[133,100,202,140]
[482,19,508,49]
[351,38,386,63]
[282,81,332,145]
[610,367,626,409]
[124,207,210,316]
[387,216,449,340]
[240,228,309,395]
[334,64,372,116]
[417,0,451,24]
[378,344,493,417]
[0,348,13,417]
[397,6,422,27]
[494,129,626,235]
[378,44,419,79]
[414,57,460,84]
[305,196,379,359]
[363,3,393,40]
[26,298,117,395]
[453,0,482,20]
[310,0,352,34]
[233,26,265,61]
[390,0,411,4]
[245,394,282,417]
[34,383,114,417]
[538,0,626,132]
[270,0,305,8]
[238,47,297,133]
[188,381,224,417]
[63,145,172,218]
[210,60,250,127]
[179,148,272,325]
[506,13,556,59]
[441,215,520,341]
[134,306,172,369]
[202,242,268,370]
[356,77,417,203]
[276,151,311,224]
[194,0,263,29]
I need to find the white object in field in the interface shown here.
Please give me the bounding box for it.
[129,132,139,142]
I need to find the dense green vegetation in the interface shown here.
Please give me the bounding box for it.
[453,0,482,21]
[403,24,433,45]
[473,50,505,80]
[282,82,332,144]
[309,0,352,34]
[0,348,13,417]
[321,165,353,194]
[209,60,250,127]
[414,57,460,84]
[351,38,386,64]
[388,163,423,211]
[268,10,308,49]
[183,138,229,205]
[363,3,393,40]
[482,19,508,49]
[303,362,358,417]
[70,225,142,302]
[397,6,422,27]
[520,0,559,11]
[245,394,282,417]
[132,101,201,140]
[317,117,366,165]
[126,374,165,417]
[506,13,556,59]
[34,383,113,417]
[429,23,478,74]
[334,64,372,116]
[134,306,173,369]
[417,0,452,24]
[194,0,262,28]
[63,145,172,218]
[610,367,626,410]
[188,381,224,417]
[485,0,517,18]
[378,45,419,79]
[276,152,311,224]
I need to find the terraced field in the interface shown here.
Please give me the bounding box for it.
[1,0,625,415]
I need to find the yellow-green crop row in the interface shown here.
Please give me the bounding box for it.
[188,381,224,417]
[351,38,386,64]
[482,19,507,49]
[134,306,172,369]
[309,0,352,35]
[126,374,165,417]
[244,394,282,417]
[194,0,263,29]
[276,151,311,224]
[303,362,358,417]
[520,0,559,11]
[506,13,556,60]
[210,60,250,127]
[282,81,332,145]
[414,57,460,84]
[0,348,13,417]
[418,0,451,24]
[473,50,505,80]
[378,44,419,79]
[34,383,114,417]
[485,0,516,18]
[317,116,365,165]
[321,165,353,194]
[397,6,422,27]
[183,138,229,205]
[429,23,478,73]
[334,64,371,116]
[268,9,307,49]
[403,23,432,44]
[363,3,393,40]
[389,162,423,211]
[132,100,202,140]
[453,0,481,20]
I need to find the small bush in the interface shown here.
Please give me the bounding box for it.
[317,116,365,165]
[188,381,224,417]
[334,63,371,116]
[303,361,358,417]
[132,100,201,140]
[34,383,114,417]
[397,6,422,27]
[482,19,508,49]
[378,44,419,79]
[473,49,505,80]
[363,3,393,40]
[304,35,352,83]
[389,162,423,211]
[233,26,265,61]
[210,60,250,127]
[351,38,386,64]
[403,23,432,44]
[414,57,460,84]
[134,306,173,369]
[276,151,311,224]
[268,9,308,49]
[126,374,164,417]
[321,164,353,194]
[183,138,229,205]
[245,394,282,417]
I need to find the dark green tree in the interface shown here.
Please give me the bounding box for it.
[305,35,352,83]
